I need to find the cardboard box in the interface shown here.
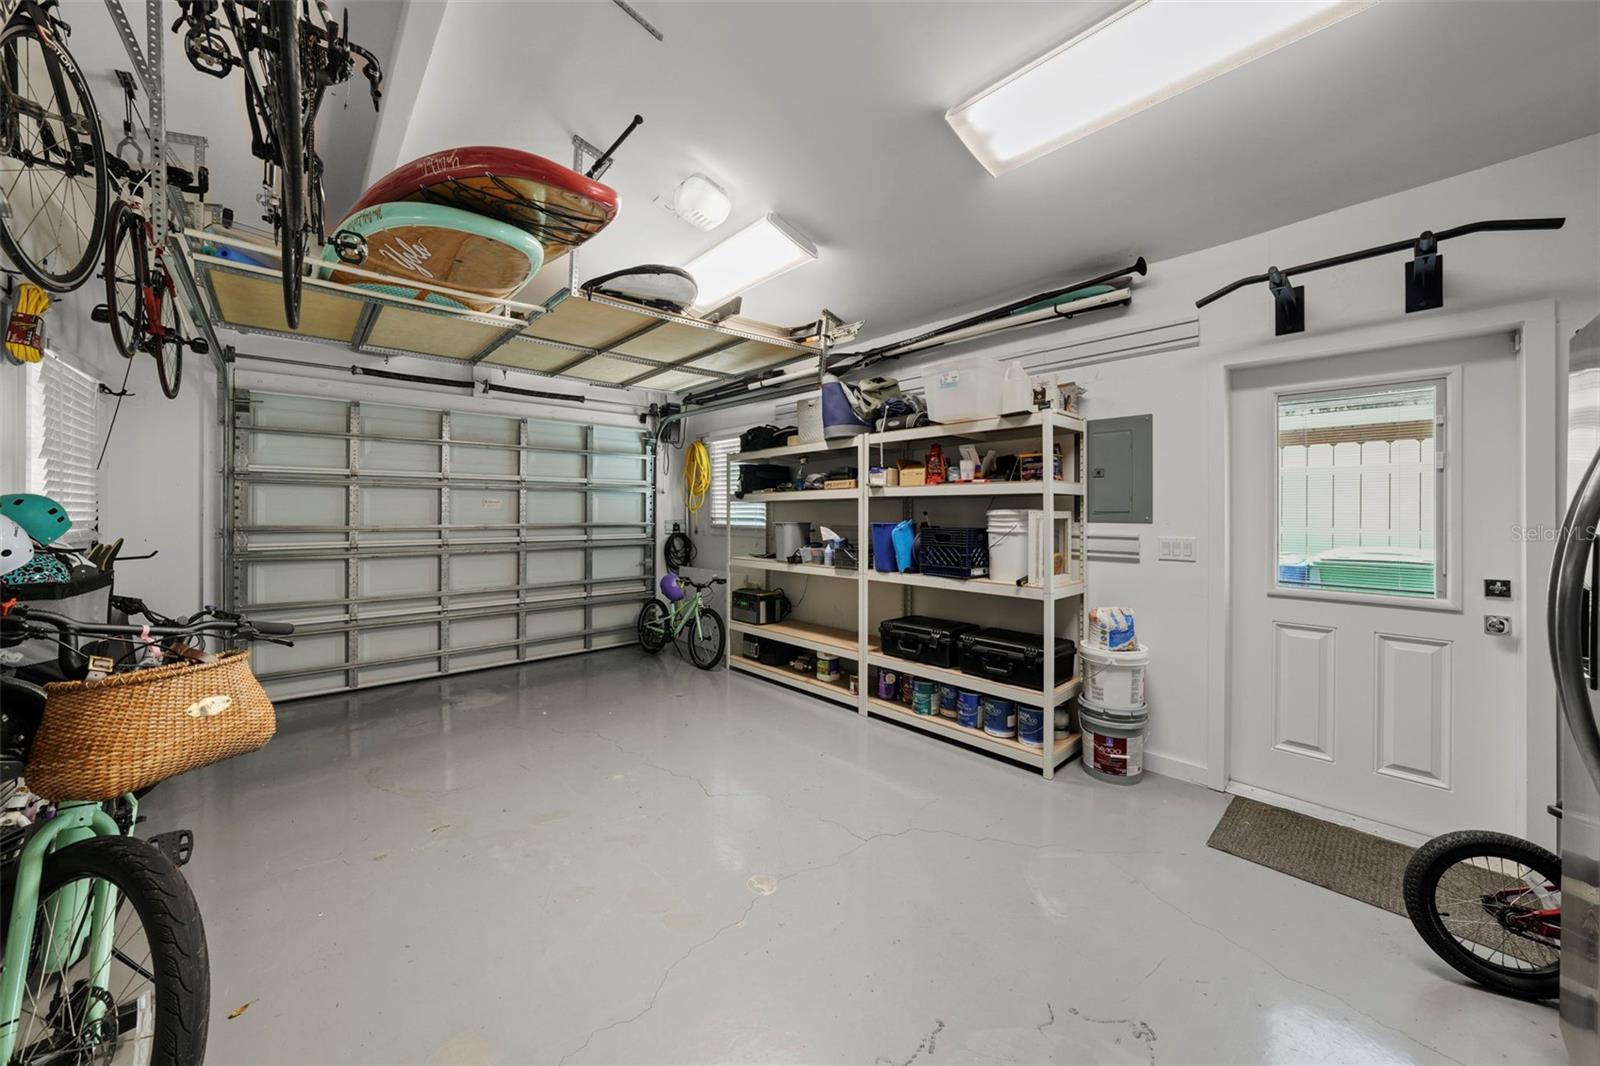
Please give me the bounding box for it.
[896,459,926,486]
[868,466,899,487]
[823,478,859,490]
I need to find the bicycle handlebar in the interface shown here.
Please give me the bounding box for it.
[3,605,294,643]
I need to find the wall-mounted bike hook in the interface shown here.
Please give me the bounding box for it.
[1267,266,1305,336]
[1405,230,1444,314]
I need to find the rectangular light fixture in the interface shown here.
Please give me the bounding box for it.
[684,213,817,312]
[946,0,1375,176]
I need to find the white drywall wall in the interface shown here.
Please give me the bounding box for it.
[684,134,1600,805]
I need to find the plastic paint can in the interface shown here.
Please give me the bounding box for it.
[912,678,937,715]
[938,683,960,719]
[1079,699,1148,785]
[877,669,899,700]
[1016,704,1043,747]
[816,653,839,681]
[899,672,915,705]
[955,690,983,729]
[1078,643,1150,713]
[982,695,1016,738]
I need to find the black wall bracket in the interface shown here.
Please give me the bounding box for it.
[1405,231,1443,313]
[1267,267,1305,336]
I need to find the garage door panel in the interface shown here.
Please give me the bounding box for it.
[233,391,653,696]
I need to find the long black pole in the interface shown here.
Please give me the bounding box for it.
[587,115,644,179]
[1195,218,1565,308]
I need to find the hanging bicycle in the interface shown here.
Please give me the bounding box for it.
[0,0,110,292]
[172,0,383,329]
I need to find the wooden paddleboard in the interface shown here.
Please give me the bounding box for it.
[346,146,618,261]
[321,201,545,311]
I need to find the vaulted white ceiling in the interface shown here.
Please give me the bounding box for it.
[73,1,1600,347]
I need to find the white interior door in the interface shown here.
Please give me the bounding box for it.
[1227,332,1522,839]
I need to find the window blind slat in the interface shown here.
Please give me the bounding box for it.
[27,353,99,546]
[708,437,768,529]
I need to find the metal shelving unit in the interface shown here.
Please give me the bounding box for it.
[725,410,1088,777]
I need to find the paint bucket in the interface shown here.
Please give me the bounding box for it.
[876,669,899,700]
[1079,699,1147,785]
[912,678,937,716]
[1078,643,1149,713]
[899,672,914,705]
[1085,607,1137,651]
[816,653,839,682]
[938,683,960,719]
[982,695,1015,738]
[986,509,1030,585]
[1016,704,1043,747]
[1055,704,1070,731]
[955,690,983,729]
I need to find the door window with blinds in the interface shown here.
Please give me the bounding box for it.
[708,437,767,529]
[1275,378,1444,599]
[25,352,99,546]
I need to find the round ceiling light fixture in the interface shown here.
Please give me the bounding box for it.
[668,173,732,231]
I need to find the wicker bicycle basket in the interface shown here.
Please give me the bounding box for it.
[23,651,276,801]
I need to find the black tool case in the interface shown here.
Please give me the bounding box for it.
[737,464,791,496]
[878,615,980,668]
[742,634,798,666]
[958,628,1077,690]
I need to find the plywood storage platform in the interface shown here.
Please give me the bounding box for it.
[196,255,810,391]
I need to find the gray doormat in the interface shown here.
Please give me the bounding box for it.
[1206,796,1415,916]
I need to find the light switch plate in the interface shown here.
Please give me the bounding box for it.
[1158,536,1197,562]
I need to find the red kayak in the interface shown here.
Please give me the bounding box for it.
[347,146,619,261]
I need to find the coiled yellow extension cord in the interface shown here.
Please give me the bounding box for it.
[5,283,50,364]
[684,439,711,514]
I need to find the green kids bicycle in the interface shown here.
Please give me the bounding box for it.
[637,572,727,670]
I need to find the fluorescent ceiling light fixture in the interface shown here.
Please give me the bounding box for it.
[946,0,1375,176]
[684,213,817,311]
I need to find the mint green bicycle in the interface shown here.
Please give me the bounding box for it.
[637,572,727,670]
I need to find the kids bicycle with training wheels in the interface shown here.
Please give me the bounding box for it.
[636,572,727,671]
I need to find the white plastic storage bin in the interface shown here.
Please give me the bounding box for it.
[923,354,1005,424]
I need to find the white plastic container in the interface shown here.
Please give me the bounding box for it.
[1001,362,1033,413]
[987,509,1031,585]
[922,353,1005,424]
[1078,642,1149,712]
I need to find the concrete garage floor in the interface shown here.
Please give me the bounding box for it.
[145,648,1561,1065]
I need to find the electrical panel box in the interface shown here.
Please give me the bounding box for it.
[1087,415,1153,524]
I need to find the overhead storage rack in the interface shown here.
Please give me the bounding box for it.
[188,232,816,393]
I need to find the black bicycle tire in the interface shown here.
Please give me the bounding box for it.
[103,200,147,360]
[637,598,670,654]
[266,3,305,328]
[21,835,209,1064]
[687,606,726,670]
[154,277,182,399]
[0,17,110,292]
[1402,829,1561,1000]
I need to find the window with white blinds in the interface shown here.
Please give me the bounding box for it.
[708,436,768,529]
[26,352,99,546]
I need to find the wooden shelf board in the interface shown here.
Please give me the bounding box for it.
[730,556,860,580]
[869,481,1084,498]
[867,698,1079,767]
[867,651,1081,705]
[735,437,861,463]
[867,571,1085,601]
[742,488,859,502]
[730,656,857,706]
[730,619,858,656]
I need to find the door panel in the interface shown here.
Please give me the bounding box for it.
[1228,332,1520,837]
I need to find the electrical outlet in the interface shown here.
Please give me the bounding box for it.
[1158,536,1197,562]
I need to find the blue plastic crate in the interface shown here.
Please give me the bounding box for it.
[917,526,990,579]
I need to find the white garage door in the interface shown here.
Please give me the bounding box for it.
[227,390,655,698]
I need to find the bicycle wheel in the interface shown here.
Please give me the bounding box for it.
[1402,830,1560,1000]
[264,3,305,328]
[11,835,209,1064]
[152,279,182,400]
[0,15,110,292]
[102,201,147,360]
[686,606,725,670]
[636,598,670,654]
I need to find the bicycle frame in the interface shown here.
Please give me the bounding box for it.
[1,2,92,177]
[646,589,713,644]
[0,796,133,1062]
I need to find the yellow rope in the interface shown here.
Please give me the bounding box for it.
[6,283,50,364]
[684,439,711,514]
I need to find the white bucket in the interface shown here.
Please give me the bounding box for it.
[1079,701,1147,785]
[987,509,1030,585]
[1078,642,1149,712]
